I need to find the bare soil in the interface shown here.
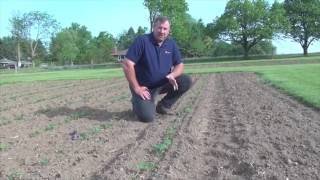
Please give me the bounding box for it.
[0,73,319,180]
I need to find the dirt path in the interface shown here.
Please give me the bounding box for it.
[148,73,320,180]
[0,73,319,179]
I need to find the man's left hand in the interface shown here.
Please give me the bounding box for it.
[166,74,178,91]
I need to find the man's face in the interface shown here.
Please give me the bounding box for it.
[153,20,170,43]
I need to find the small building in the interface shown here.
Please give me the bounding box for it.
[0,58,16,69]
[111,48,128,62]
[21,60,32,68]
[0,58,33,69]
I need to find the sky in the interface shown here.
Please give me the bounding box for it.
[0,0,319,55]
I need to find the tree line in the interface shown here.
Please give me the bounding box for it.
[0,0,319,66]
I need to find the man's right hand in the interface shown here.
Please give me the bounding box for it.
[134,86,151,100]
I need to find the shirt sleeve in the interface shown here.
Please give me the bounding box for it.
[125,36,144,64]
[172,41,182,65]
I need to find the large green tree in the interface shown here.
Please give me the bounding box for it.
[51,24,116,65]
[143,0,161,32]
[0,36,46,63]
[50,29,79,65]
[283,0,320,55]
[182,16,212,57]
[117,26,147,50]
[211,0,285,58]
[143,0,189,48]
[10,13,29,68]
[88,32,116,64]
[137,26,148,36]
[66,23,92,64]
[207,40,275,57]
[24,11,59,65]
[160,0,189,46]
[117,27,136,50]
[9,11,58,67]
[0,36,18,60]
[32,39,48,65]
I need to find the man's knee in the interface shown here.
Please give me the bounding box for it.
[136,113,154,123]
[131,101,155,122]
[131,93,156,122]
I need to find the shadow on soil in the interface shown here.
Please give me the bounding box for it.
[36,106,138,122]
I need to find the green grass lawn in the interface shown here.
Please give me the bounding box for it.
[0,68,123,85]
[1,57,319,108]
[185,63,320,108]
[258,64,320,108]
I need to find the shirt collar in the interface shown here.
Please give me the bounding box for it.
[149,33,169,47]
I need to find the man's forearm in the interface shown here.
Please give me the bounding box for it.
[169,63,184,78]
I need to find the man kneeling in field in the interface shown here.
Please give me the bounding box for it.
[121,16,192,122]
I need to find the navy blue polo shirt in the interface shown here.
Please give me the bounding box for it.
[125,33,182,89]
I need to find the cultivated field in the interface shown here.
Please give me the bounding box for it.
[0,73,319,179]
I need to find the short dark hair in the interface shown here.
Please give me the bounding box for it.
[153,16,170,26]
